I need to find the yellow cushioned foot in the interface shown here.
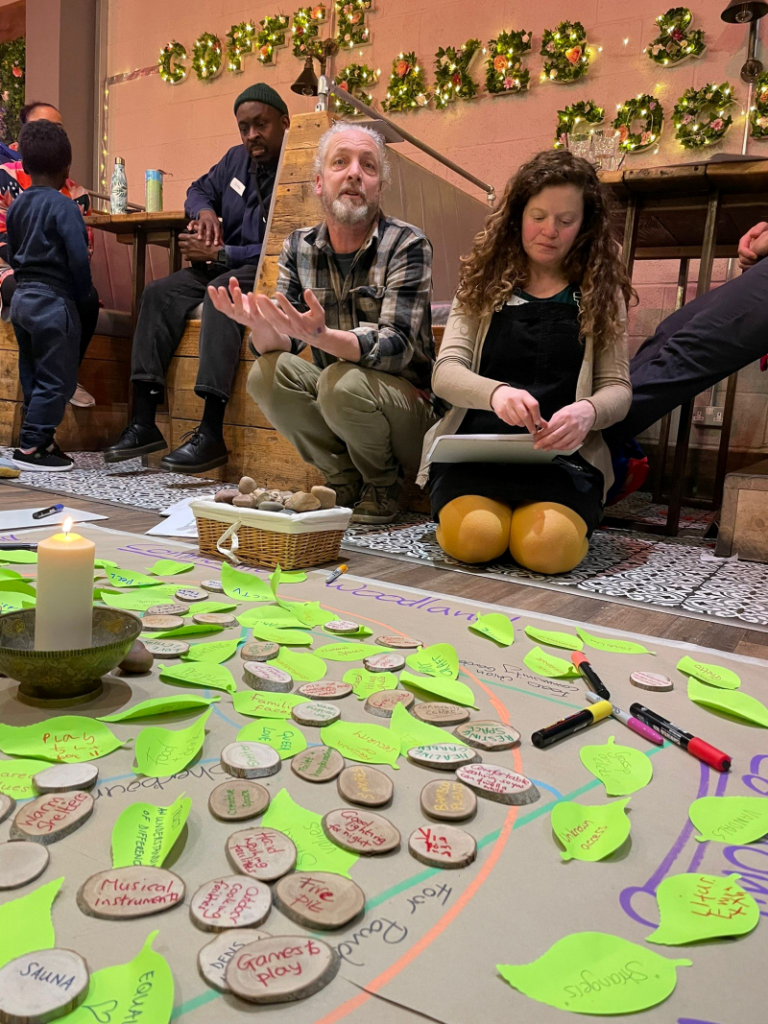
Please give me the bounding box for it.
[436,495,513,564]
[509,501,589,574]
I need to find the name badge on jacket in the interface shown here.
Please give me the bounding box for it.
[229,177,245,196]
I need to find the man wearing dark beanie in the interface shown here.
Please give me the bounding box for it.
[104,84,289,472]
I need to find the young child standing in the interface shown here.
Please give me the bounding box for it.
[6,120,91,470]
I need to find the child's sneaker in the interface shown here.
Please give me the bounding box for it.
[12,444,74,472]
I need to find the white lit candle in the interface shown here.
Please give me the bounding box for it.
[34,518,95,651]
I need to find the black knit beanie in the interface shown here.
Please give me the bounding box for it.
[233,83,289,116]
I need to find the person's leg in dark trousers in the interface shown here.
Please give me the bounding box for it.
[76,285,100,363]
[160,263,257,473]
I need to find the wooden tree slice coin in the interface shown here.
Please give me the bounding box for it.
[322,808,400,855]
[297,681,353,700]
[198,929,271,993]
[0,793,14,823]
[226,827,297,882]
[406,744,480,771]
[291,702,340,727]
[0,948,89,1022]
[190,875,271,931]
[324,620,360,634]
[411,702,471,726]
[175,587,208,602]
[375,635,423,649]
[208,781,270,822]
[291,746,345,783]
[145,603,188,617]
[630,671,674,691]
[141,613,184,631]
[363,651,405,673]
[243,662,293,692]
[456,763,540,805]
[221,742,281,779]
[226,934,340,1004]
[364,690,414,718]
[337,765,393,807]
[420,780,477,822]
[194,612,236,626]
[201,579,225,594]
[77,866,185,919]
[408,823,477,869]
[274,871,365,930]
[142,638,190,657]
[10,791,94,844]
[240,641,279,662]
[453,720,521,751]
[0,841,50,890]
[32,763,99,793]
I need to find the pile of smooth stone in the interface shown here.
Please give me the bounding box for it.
[214,477,337,514]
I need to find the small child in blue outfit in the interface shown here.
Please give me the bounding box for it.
[7,120,91,471]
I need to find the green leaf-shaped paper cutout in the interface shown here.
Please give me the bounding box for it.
[314,642,391,661]
[221,562,273,601]
[188,600,236,615]
[577,627,653,655]
[94,558,118,570]
[249,623,313,645]
[146,623,224,639]
[277,598,338,627]
[232,690,309,719]
[406,643,459,679]
[551,799,631,861]
[679,655,741,689]
[469,613,515,647]
[270,648,328,682]
[278,570,307,584]
[579,736,653,796]
[0,549,37,563]
[400,670,477,708]
[106,567,164,588]
[690,795,768,845]
[237,607,303,629]
[111,794,191,867]
[101,585,180,611]
[524,626,582,651]
[62,932,173,1024]
[388,702,467,755]
[647,872,759,945]
[0,877,63,968]
[237,720,307,759]
[134,709,210,778]
[0,568,22,578]
[0,592,34,613]
[343,667,399,700]
[321,720,400,768]
[0,716,123,762]
[524,646,581,679]
[687,677,768,726]
[182,639,240,664]
[148,559,195,576]
[497,932,690,1014]
[159,661,236,694]
[262,789,357,876]
[0,579,37,597]
[0,758,55,798]
[98,694,220,722]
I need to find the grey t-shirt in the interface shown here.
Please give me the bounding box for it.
[332,248,358,279]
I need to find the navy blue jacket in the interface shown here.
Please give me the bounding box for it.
[185,145,277,269]
[6,185,91,302]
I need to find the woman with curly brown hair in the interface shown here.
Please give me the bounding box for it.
[416,150,635,573]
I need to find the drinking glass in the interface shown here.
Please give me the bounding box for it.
[593,130,621,171]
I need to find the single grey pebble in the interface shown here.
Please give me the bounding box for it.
[232,493,256,508]
[259,501,285,512]
[239,476,257,494]
[214,488,238,504]
[279,507,296,515]
[118,640,153,674]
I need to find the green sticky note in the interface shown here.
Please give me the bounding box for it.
[61,932,173,1024]
[0,877,63,968]
[261,789,357,876]
[579,736,653,797]
[183,639,240,664]
[232,690,309,719]
[647,872,760,946]
[690,795,768,845]
[687,677,768,726]
[524,646,581,679]
[0,757,54,798]
[134,709,211,779]
[406,643,459,679]
[325,624,373,639]
[106,567,165,588]
[525,626,583,651]
[315,642,391,662]
[576,627,653,655]
[388,702,467,755]
[321,720,400,768]
[469,613,515,647]
[237,720,307,759]
[0,550,37,563]
[400,670,477,709]
[159,661,236,694]
[270,648,328,682]
[102,585,180,612]
[221,561,273,601]
[238,608,303,629]
[97,694,220,723]
[678,655,741,689]
[343,668,399,701]
[497,932,690,1014]
[0,716,123,763]
[111,794,191,868]
[249,623,313,645]
[147,623,225,639]
[277,598,337,627]
[551,799,631,862]
[148,559,195,576]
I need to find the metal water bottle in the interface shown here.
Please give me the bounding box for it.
[110,156,127,214]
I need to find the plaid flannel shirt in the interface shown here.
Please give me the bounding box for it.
[274,214,435,393]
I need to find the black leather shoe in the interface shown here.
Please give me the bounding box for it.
[160,429,228,474]
[103,423,167,463]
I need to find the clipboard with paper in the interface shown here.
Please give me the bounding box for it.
[425,433,580,465]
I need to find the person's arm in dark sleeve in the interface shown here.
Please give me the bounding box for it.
[185,156,227,220]
[221,240,263,268]
[58,200,92,302]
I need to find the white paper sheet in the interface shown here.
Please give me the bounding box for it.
[0,506,107,533]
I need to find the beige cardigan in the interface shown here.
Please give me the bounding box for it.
[417,295,632,499]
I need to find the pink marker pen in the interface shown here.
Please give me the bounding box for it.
[585,692,664,745]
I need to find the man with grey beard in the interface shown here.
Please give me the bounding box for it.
[208,124,436,524]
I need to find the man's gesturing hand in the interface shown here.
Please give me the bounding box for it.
[207,277,265,332]
[255,288,328,345]
[490,385,547,434]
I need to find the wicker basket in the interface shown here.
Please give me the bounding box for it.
[191,500,353,571]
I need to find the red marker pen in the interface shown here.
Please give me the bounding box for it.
[630,702,731,772]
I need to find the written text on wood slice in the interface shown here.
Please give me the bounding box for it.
[142,638,189,657]
[221,742,281,779]
[273,871,365,930]
[411,702,470,725]
[0,948,89,1023]
[198,929,271,993]
[408,823,478,869]
[453,720,521,751]
[190,875,272,931]
[291,745,345,783]
[226,826,297,882]
[10,791,94,845]
[322,807,401,855]
[420,779,477,822]
[243,662,293,692]
[337,764,393,807]
[406,744,481,771]
[364,689,414,718]
[297,681,353,700]
[291,701,340,727]
[77,866,185,919]
[456,763,541,805]
[208,780,270,821]
[225,935,340,1004]
[240,641,279,662]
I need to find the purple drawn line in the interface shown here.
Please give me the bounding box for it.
[687,766,731,874]
[678,1019,724,1024]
